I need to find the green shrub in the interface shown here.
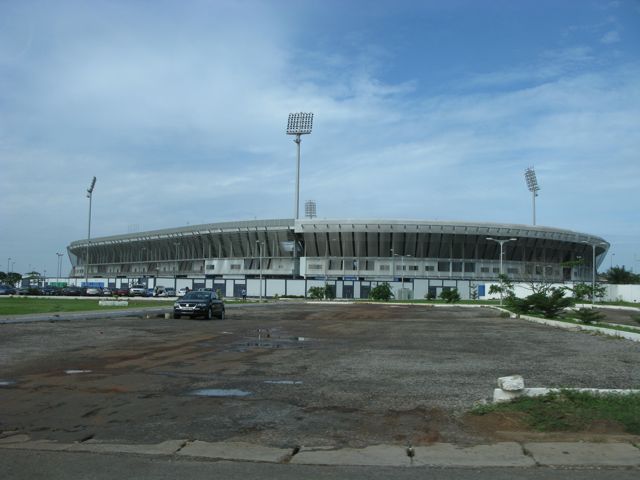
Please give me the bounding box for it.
[369,282,394,301]
[308,286,325,300]
[574,307,605,324]
[440,288,461,303]
[508,287,575,319]
[424,290,436,301]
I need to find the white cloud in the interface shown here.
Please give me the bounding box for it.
[600,30,621,44]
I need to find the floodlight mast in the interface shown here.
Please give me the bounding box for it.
[524,167,540,225]
[85,176,97,287]
[286,113,313,220]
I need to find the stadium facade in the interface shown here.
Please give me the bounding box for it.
[67,218,609,299]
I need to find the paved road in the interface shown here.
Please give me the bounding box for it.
[2,449,638,480]
[1,302,639,474]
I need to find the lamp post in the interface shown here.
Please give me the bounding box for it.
[286,113,313,220]
[85,176,97,287]
[6,257,10,274]
[582,241,607,306]
[610,253,615,270]
[174,242,180,291]
[393,253,412,300]
[524,167,540,225]
[257,240,264,302]
[56,253,64,282]
[486,237,517,306]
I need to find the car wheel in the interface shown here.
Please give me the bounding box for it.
[174,314,181,319]
[205,307,213,320]
[218,308,225,320]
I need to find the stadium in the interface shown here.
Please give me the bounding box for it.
[67,218,609,300]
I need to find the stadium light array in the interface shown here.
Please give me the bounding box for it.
[524,167,540,225]
[286,113,314,221]
[85,176,97,287]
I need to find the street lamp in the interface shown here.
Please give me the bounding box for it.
[581,241,607,306]
[524,167,540,225]
[257,240,265,302]
[6,257,10,274]
[393,253,412,299]
[174,242,180,290]
[486,237,517,306]
[56,253,64,282]
[85,176,97,287]
[286,112,313,220]
[610,253,615,270]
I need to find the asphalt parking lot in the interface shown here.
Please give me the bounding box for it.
[1,303,639,449]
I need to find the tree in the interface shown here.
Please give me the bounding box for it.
[570,283,606,302]
[1,272,22,286]
[307,284,335,300]
[508,287,575,319]
[604,266,640,284]
[488,274,515,300]
[308,286,326,300]
[440,288,461,303]
[369,282,394,301]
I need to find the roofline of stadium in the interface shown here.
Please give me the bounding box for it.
[69,218,608,247]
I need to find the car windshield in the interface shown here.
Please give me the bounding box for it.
[183,292,209,300]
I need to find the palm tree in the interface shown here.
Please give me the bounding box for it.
[604,266,640,284]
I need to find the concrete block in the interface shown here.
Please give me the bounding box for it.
[498,375,525,391]
[525,442,640,467]
[292,445,406,466]
[178,440,291,463]
[414,442,535,467]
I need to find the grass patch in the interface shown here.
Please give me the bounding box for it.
[472,390,640,434]
[0,297,173,315]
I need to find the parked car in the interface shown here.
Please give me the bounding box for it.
[0,284,16,295]
[177,287,190,297]
[41,286,62,296]
[129,285,146,296]
[173,290,225,320]
[16,286,42,295]
[160,288,176,297]
[113,287,130,296]
[101,287,113,296]
[85,287,103,296]
[62,286,85,296]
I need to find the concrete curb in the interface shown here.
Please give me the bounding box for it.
[177,440,292,462]
[1,436,638,467]
[515,313,640,342]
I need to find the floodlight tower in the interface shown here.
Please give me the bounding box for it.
[524,167,540,225]
[286,112,313,220]
[305,200,317,219]
[85,176,96,287]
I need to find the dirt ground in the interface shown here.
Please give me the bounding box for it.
[593,307,640,327]
[1,303,639,448]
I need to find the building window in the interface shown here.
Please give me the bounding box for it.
[480,267,490,273]
[437,261,449,272]
[452,262,462,272]
[425,265,435,271]
[230,264,241,270]
[379,264,390,271]
[492,268,500,274]
[308,264,323,270]
[507,267,519,274]
[206,265,215,270]
[408,265,419,271]
[464,263,475,273]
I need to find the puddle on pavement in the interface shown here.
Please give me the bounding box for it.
[65,369,92,374]
[264,380,303,385]
[0,380,16,387]
[188,388,252,397]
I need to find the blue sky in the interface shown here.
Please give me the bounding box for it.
[1,0,639,276]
